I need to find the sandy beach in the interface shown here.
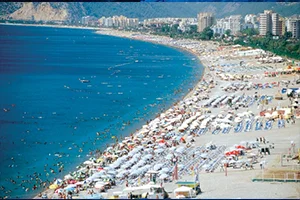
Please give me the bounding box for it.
[9,26,297,199]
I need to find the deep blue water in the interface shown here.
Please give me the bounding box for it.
[0,25,203,198]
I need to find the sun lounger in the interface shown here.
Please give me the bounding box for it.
[234,122,243,133]
[265,120,272,130]
[255,121,262,131]
[212,129,221,135]
[197,128,207,135]
[278,119,285,128]
[244,119,253,132]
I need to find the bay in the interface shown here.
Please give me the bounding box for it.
[0,25,203,198]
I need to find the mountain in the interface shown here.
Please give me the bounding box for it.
[1,2,299,22]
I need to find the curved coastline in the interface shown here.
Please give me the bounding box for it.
[0,23,208,199]
[18,26,210,199]
[31,28,212,199]
[1,23,299,200]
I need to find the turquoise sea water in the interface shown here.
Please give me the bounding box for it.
[0,25,203,198]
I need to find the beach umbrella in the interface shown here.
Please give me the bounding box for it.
[94,181,105,189]
[49,184,58,190]
[200,153,208,158]
[55,188,64,194]
[103,166,113,171]
[247,153,257,158]
[159,173,169,180]
[75,181,84,186]
[54,179,63,185]
[154,164,164,171]
[234,117,243,123]
[106,147,113,151]
[64,185,76,192]
[84,160,94,165]
[64,174,73,180]
[229,160,236,164]
[264,113,272,119]
[176,146,185,154]
[154,149,164,154]
[142,154,153,160]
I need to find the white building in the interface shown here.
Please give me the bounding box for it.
[271,13,280,36]
[228,15,242,35]
[287,17,300,39]
[99,16,138,28]
[259,10,273,36]
[197,13,214,32]
[211,15,241,36]
[245,14,257,25]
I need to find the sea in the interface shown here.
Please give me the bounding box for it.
[0,24,203,198]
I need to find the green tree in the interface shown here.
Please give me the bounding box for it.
[241,28,259,36]
[189,25,197,34]
[284,31,293,39]
[225,29,231,36]
[214,33,221,38]
[201,27,214,40]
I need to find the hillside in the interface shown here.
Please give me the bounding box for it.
[1,2,299,22]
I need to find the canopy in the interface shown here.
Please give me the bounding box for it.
[174,186,193,197]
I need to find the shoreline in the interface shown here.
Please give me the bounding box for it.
[35,27,213,199]
[2,23,299,199]
[26,25,211,199]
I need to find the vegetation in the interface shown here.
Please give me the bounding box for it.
[240,28,259,36]
[233,33,300,60]
[146,23,300,60]
[150,24,214,41]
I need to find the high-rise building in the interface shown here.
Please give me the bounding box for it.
[197,12,214,32]
[287,18,300,39]
[259,10,273,36]
[228,15,242,35]
[244,14,257,25]
[271,13,280,36]
[278,17,286,36]
[259,10,283,36]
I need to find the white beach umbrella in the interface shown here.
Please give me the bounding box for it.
[264,113,272,119]
[94,181,105,189]
[159,174,169,180]
[64,174,73,180]
[234,117,243,123]
[176,146,185,154]
[83,160,93,165]
[154,164,164,171]
[154,149,164,154]
[160,167,170,173]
